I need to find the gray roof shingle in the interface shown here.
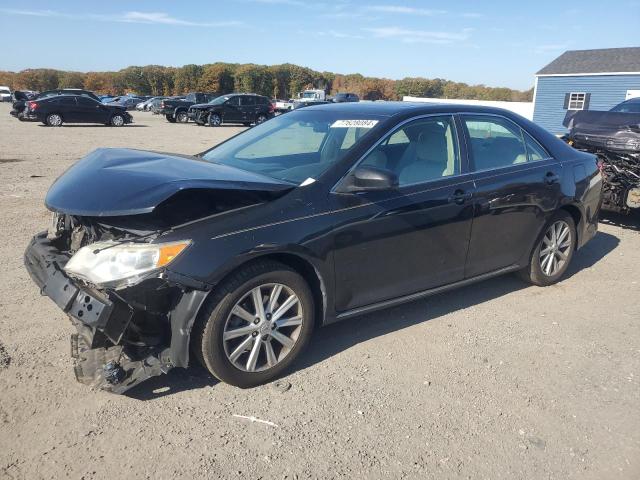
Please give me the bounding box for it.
[536,47,640,75]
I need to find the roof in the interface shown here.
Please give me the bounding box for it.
[303,100,532,119]
[536,47,640,75]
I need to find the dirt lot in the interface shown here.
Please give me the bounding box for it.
[0,103,639,480]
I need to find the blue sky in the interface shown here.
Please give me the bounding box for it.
[0,1,638,90]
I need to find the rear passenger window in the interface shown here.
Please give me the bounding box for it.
[57,96,77,105]
[523,131,549,162]
[242,96,256,106]
[463,116,528,170]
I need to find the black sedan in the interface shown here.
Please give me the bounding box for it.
[24,102,602,393]
[23,95,132,126]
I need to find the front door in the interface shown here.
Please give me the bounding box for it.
[76,96,109,123]
[223,96,243,123]
[460,114,564,277]
[331,115,475,311]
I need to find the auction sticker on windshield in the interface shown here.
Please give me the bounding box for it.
[330,120,379,128]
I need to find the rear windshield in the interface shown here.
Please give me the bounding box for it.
[201,110,384,184]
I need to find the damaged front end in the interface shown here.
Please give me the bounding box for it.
[564,110,640,213]
[24,216,208,393]
[24,147,295,393]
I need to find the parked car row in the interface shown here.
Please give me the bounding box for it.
[6,86,357,128]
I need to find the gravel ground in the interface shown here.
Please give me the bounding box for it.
[0,103,639,480]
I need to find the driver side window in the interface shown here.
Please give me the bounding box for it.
[360,115,460,186]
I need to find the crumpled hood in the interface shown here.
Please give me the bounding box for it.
[564,110,640,133]
[45,148,294,217]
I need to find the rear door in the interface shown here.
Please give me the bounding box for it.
[460,114,563,277]
[56,96,80,122]
[240,95,257,122]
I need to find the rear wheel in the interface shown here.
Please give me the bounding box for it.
[176,110,189,123]
[518,211,576,286]
[193,260,314,388]
[165,114,176,123]
[208,113,222,127]
[256,114,268,124]
[45,113,63,127]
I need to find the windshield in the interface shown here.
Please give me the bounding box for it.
[610,101,640,113]
[302,92,317,99]
[208,96,229,105]
[0,89,10,94]
[201,110,384,184]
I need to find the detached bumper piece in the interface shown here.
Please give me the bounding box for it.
[23,233,181,394]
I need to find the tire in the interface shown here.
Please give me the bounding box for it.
[45,113,63,127]
[208,113,222,127]
[243,122,251,127]
[517,210,576,286]
[110,114,125,127]
[192,260,315,388]
[256,114,268,124]
[175,110,189,123]
[165,114,176,123]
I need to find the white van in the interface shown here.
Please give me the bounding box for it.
[0,86,11,102]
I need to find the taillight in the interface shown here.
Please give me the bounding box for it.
[160,101,165,108]
[28,101,38,110]
[268,103,274,113]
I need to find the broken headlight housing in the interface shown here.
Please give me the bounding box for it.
[64,240,190,288]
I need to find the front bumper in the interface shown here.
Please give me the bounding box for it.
[24,233,208,393]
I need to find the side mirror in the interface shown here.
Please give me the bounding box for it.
[338,166,398,193]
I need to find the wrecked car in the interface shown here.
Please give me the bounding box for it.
[25,103,602,393]
[563,98,640,212]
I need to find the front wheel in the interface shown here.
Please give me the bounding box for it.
[45,113,63,127]
[110,114,125,126]
[518,211,576,286]
[193,260,314,388]
[208,113,222,127]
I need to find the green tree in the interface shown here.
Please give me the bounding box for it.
[234,64,274,97]
[198,63,235,94]
[174,64,203,94]
[58,71,86,89]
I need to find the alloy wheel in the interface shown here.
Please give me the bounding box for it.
[223,283,304,372]
[48,114,62,126]
[539,220,572,277]
[111,115,124,126]
[256,114,267,124]
[209,114,222,126]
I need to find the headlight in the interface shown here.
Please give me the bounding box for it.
[64,240,190,288]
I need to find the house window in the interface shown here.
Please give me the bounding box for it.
[568,92,586,110]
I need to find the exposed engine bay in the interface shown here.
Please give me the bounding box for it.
[564,110,640,213]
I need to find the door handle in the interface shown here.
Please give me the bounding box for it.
[448,189,473,204]
[544,172,560,185]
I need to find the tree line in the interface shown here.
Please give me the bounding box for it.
[0,63,533,102]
